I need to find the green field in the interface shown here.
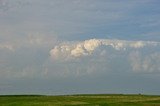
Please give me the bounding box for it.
[0,94,160,106]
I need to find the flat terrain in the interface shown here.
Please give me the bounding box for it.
[0,94,160,106]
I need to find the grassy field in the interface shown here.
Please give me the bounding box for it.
[0,94,160,106]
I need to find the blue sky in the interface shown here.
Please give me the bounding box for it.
[0,0,160,95]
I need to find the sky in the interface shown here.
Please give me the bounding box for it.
[0,0,160,95]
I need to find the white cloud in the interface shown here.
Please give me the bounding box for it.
[47,38,160,76]
[50,39,159,60]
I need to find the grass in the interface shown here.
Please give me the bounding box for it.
[0,94,160,106]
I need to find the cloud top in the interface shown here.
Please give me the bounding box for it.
[50,39,159,60]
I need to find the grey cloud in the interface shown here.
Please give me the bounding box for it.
[0,0,29,14]
[1,0,154,40]
[129,51,160,73]
[0,33,57,79]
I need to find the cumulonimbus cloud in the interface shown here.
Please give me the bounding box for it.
[48,38,160,74]
[50,39,159,60]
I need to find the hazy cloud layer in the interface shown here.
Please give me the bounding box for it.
[1,0,160,41]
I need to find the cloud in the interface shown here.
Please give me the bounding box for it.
[1,38,159,79]
[50,39,159,60]
[0,33,57,79]
[47,38,160,76]
[129,51,160,73]
[0,43,14,51]
[0,0,29,14]
[0,32,57,51]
